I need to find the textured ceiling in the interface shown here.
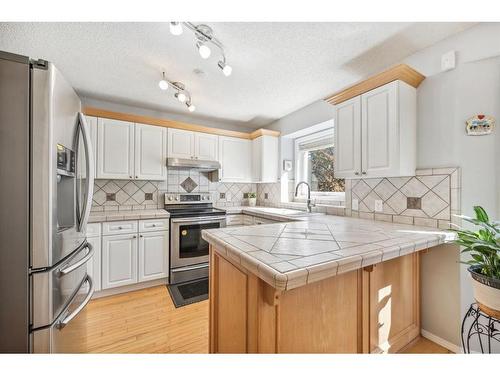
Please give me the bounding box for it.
[0,22,474,128]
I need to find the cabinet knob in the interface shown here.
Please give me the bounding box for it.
[129,175,132,178]
[140,234,143,238]
[362,172,367,175]
[152,224,156,227]
[133,235,137,238]
[118,226,123,229]
[354,172,359,176]
[135,176,138,179]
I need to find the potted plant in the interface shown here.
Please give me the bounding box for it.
[248,192,257,207]
[452,206,500,318]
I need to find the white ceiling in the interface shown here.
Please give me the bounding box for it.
[0,22,474,129]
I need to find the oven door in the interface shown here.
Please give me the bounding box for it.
[170,216,226,269]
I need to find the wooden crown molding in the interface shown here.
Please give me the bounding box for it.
[324,64,426,105]
[83,107,280,140]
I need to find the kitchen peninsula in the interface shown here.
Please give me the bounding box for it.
[202,215,451,353]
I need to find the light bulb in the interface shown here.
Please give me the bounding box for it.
[176,92,186,103]
[197,42,211,59]
[169,22,183,36]
[158,79,169,90]
[218,61,232,77]
[187,103,196,112]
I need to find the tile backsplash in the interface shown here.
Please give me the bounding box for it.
[345,167,461,229]
[91,169,258,211]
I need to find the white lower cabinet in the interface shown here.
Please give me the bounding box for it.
[102,233,138,289]
[97,219,169,293]
[138,231,169,282]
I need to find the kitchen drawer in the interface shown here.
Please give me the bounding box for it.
[139,218,169,233]
[86,223,101,238]
[226,214,244,226]
[102,220,138,236]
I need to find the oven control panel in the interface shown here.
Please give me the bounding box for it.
[164,193,212,204]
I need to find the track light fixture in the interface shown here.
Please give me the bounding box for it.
[157,72,194,112]
[169,22,232,77]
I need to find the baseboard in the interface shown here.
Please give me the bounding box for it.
[421,329,462,353]
[92,278,168,299]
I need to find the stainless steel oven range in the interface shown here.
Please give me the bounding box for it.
[164,193,226,284]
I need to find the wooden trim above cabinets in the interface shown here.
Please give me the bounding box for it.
[83,107,280,140]
[324,64,425,105]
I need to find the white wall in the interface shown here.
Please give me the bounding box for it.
[404,23,500,351]
[265,22,500,351]
[82,96,257,133]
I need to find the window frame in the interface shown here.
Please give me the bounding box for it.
[293,128,345,201]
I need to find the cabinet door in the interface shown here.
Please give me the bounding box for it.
[101,234,138,289]
[361,81,398,178]
[194,132,218,161]
[86,236,101,293]
[85,116,98,179]
[367,253,419,353]
[97,118,134,179]
[138,231,169,282]
[252,135,278,183]
[167,128,194,159]
[334,96,361,178]
[219,136,252,182]
[134,124,166,180]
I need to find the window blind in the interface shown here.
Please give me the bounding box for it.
[297,136,334,152]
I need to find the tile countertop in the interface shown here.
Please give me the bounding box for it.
[217,205,321,222]
[202,214,454,291]
[88,209,169,223]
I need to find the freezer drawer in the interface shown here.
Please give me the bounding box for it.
[31,241,94,329]
[31,275,94,353]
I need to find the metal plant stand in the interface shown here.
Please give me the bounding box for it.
[461,303,500,353]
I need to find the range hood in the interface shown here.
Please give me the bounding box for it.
[167,157,221,171]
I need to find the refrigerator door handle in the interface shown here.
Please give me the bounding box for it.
[76,112,95,233]
[56,275,94,330]
[57,242,94,276]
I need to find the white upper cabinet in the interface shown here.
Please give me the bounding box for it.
[194,132,219,161]
[134,124,166,180]
[218,136,252,182]
[97,118,135,179]
[334,97,362,178]
[252,135,278,183]
[334,80,416,179]
[167,128,194,159]
[167,128,219,161]
[95,118,167,180]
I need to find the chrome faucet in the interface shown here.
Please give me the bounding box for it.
[295,181,315,213]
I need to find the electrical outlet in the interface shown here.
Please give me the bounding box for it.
[352,198,359,211]
[374,200,383,212]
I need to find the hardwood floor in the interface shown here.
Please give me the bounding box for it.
[84,285,208,353]
[83,285,451,354]
[400,337,453,354]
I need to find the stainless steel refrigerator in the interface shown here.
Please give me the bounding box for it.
[0,50,95,353]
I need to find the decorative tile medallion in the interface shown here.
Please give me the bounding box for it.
[180,177,198,193]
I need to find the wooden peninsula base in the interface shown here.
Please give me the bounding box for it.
[209,246,420,353]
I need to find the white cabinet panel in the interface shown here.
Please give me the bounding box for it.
[194,132,218,161]
[138,231,169,282]
[333,80,416,179]
[252,135,278,183]
[102,234,138,289]
[361,81,398,177]
[86,236,101,292]
[167,128,194,159]
[97,118,134,179]
[139,218,169,233]
[219,136,252,182]
[334,96,361,178]
[102,220,138,235]
[85,116,98,179]
[134,124,166,180]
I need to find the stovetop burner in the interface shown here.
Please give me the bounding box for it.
[164,193,225,218]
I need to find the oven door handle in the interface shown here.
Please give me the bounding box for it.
[171,216,227,223]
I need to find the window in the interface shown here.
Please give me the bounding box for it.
[294,128,344,200]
